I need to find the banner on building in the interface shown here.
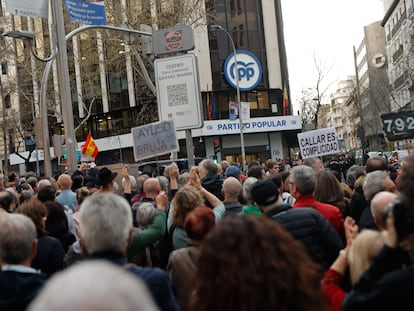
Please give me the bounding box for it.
[240,101,250,121]
[5,0,48,18]
[297,127,339,159]
[64,0,107,25]
[229,101,238,121]
[283,85,289,116]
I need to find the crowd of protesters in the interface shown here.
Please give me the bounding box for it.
[0,151,413,310]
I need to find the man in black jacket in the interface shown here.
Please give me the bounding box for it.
[251,179,343,272]
[0,214,47,310]
[343,155,414,310]
[199,159,224,206]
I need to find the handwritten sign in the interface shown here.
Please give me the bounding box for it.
[131,120,179,162]
[297,127,339,159]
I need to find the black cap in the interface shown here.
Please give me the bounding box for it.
[250,179,279,206]
[96,167,117,186]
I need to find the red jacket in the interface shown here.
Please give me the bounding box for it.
[293,195,345,240]
[322,268,346,311]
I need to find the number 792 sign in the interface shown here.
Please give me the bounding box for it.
[381,111,414,141]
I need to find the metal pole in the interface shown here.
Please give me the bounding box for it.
[51,0,77,175]
[216,26,246,172]
[40,19,153,175]
[40,62,53,177]
[0,74,7,176]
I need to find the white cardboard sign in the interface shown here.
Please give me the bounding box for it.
[131,120,179,162]
[297,127,339,159]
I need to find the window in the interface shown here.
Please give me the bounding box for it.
[1,63,7,75]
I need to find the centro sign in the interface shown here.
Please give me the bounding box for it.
[224,50,262,91]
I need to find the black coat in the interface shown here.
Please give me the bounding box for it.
[348,186,368,223]
[343,246,414,311]
[0,269,47,311]
[266,204,343,271]
[31,235,65,277]
[201,174,224,206]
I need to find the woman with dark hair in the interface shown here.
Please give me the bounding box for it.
[190,215,330,311]
[44,201,76,252]
[16,199,65,277]
[168,206,215,310]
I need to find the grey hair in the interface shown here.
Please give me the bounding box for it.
[243,177,258,205]
[0,214,36,264]
[363,170,388,202]
[79,193,132,253]
[302,157,317,170]
[122,175,137,190]
[156,175,169,192]
[178,172,189,187]
[28,260,158,311]
[136,202,157,228]
[290,165,316,195]
[199,159,218,175]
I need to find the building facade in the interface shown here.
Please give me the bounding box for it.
[382,0,414,114]
[1,0,300,175]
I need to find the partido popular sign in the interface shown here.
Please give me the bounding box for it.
[297,127,339,159]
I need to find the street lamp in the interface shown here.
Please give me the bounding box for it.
[210,24,246,172]
[3,30,56,62]
[4,11,152,176]
[3,30,54,176]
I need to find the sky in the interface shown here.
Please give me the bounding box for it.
[281,0,385,114]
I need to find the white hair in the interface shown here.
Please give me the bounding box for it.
[243,177,258,205]
[79,193,132,253]
[28,260,158,311]
[122,175,137,190]
[0,214,36,264]
[136,202,157,228]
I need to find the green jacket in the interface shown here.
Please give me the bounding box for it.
[239,205,263,216]
[127,210,166,260]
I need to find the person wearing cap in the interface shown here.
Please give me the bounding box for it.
[250,179,343,272]
[224,165,247,205]
[224,165,241,180]
[94,167,118,195]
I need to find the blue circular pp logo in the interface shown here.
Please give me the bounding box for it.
[224,50,262,91]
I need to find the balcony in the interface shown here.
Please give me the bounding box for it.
[392,45,403,63]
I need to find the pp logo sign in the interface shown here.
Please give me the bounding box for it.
[224,50,262,91]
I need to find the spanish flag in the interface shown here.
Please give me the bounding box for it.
[283,85,289,116]
[82,133,98,158]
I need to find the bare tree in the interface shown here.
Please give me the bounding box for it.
[300,53,336,128]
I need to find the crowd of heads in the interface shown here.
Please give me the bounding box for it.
[0,151,413,310]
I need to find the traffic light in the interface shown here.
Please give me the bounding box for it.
[212,155,218,163]
[214,139,221,154]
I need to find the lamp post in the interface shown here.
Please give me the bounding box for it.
[4,17,152,176]
[210,24,246,172]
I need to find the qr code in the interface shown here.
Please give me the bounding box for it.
[167,83,188,106]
